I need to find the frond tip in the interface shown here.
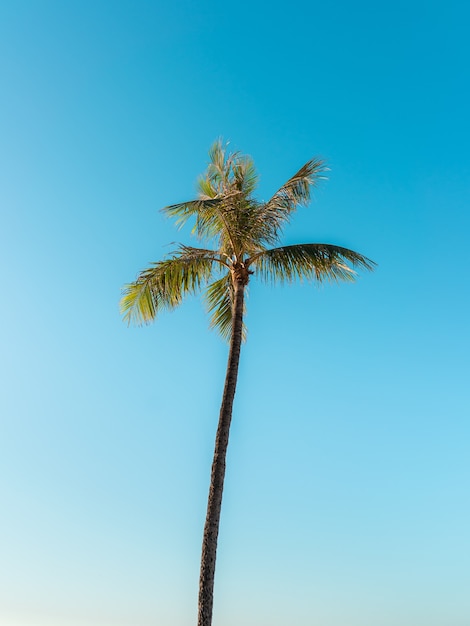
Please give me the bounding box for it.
[120,278,158,326]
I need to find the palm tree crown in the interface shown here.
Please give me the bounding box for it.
[121,139,375,335]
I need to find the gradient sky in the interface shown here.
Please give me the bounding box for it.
[1,1,469,625]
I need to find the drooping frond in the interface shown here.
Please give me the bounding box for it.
[205,274,234,340]
[120,246,226,325]
[205,274,248,341]
[249,243,376,284]
[260,159,328,238]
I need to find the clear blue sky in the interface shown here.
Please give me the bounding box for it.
[1,1,469,625]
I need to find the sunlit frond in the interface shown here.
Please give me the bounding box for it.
[205,275,234,340]
[232,155,259,196]
[207,139,231,186]
[205,275,248,341]
[267,159,328,209]
[197,141,259,198]
[162,197,224,232]
[260,159,328,238]
[120,246,223,325]
[249,243,376,284]
[176,244,230,267]
[197,175,218,199]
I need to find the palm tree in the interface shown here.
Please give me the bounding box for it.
[120,140,375,626]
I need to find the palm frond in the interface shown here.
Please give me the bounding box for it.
[259,159,328,238]
[232,155,259,196]
[267,159,328,209]
[207,138,233,188]
[204,138,258,196]
[162,142,269,255]
[162,197,224,231]
[176,244,230,267]
[165,197,244,255]
[120,246,223,325]
[249,243,376,284]
[205,275,248,341]
[197,175,219,199]
[205,275,233,340]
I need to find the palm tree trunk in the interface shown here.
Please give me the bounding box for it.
[197,278,246,626]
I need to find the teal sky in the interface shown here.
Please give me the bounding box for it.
[1,1,469,625]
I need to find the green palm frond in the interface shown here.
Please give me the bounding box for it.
[205,275,234,340]
[197,176,219,199]
[267,159,328,209]
[215,200,276,256]
[260,159,328,237]
[203,139,259,197]
[164,196,243,254]
[198,141,258,198]
[162,197,224,231]
[120,246,224,325]
[232,155,258,196]
[249,243,376,284]
[163,142,269,254]
[207,139,236,192]
[205,275,248,341]
[176,244,230,267]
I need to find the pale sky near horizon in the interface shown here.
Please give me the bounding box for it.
[1,1,469,625]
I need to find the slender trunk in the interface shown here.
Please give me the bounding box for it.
[197,277,246,626]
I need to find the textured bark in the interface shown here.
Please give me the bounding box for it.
[197,271,247,626]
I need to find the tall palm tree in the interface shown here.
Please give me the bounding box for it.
[120,140,375,626]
